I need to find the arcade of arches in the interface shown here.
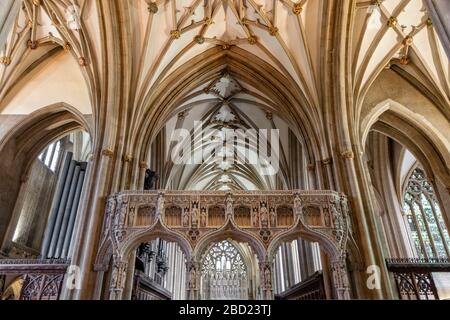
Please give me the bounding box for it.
[0,0,450,301]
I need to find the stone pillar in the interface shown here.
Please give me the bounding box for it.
[123,251,136,300]
[320,250,333,299]
[340,148,394,299]
[109,259,128,300]
[138,162,148,190]
[120,155,132,190]
[322,158,335,190]
[330,258,351,300]
[259,261,273,300]
[186,260,199,300]
[307,164,316,190]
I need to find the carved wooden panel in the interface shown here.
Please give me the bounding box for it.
[20,274,65,300]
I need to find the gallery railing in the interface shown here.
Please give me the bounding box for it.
[386,258,450,300]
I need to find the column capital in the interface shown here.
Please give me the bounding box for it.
[101,149,114,158]
[341,150,354,159]
[139,161,148,169]
[123,155,133,163]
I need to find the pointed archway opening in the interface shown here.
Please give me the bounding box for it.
[199,239,259,300]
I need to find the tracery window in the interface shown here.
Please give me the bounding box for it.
[201,240,248,300]
[403,168,450,258]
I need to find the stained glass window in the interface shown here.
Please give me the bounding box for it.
[403,168,450,258]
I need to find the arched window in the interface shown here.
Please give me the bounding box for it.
[38,141,62,172]
[403,168,450,259]
[201,241,248,300]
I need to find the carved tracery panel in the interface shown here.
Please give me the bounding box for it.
[200,241,248,300]
[403,168,450,259]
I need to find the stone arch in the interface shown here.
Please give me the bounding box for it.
[193,221,266,264]
[0,103,92,246]
[361,99,450,188]
[120,223,193,262]
[267,220,341,262]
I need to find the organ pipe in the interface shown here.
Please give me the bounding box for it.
[40,152,88,259]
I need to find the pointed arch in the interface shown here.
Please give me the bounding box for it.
[0,103,91,246]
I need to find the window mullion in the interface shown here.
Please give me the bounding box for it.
[417,200,438,258]
[409,202,428,259]
[428,196,450,258]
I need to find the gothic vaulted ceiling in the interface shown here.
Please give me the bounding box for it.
[0,0,449,190]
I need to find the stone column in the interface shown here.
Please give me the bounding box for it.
[259,261,273,300]
[320,249,333,299]
[138,162,148,190]
[120,155,132,190]
[307,164,317,190]
[330,258,351,300]
[123,251,136,300]
[109,259,128,300]
[322,158,336,190]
